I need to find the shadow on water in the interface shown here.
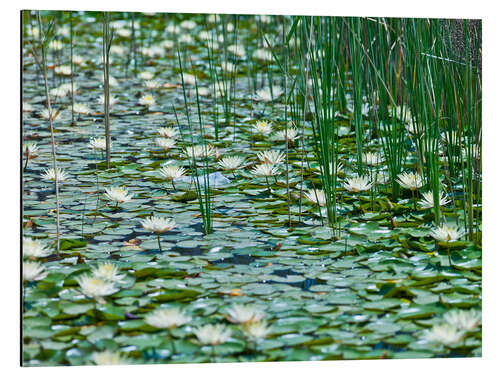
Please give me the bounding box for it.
[34,188,56,201]
[374,341,405,353]
[269,268,326,291]
[169,245,205,256]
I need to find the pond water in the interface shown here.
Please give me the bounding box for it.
[22,11,482,366]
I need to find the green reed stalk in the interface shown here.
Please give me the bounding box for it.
[31,12,61,257]
[348,17,364,176]
[102,12,113,169]
[204,18,219,141]
[299,16,339,232]
[131,12,137,76]
[361,18,405,200]
[401,19,441,224]
[69,11,75,125]
[176,50,213,235]
[281,20,292,227]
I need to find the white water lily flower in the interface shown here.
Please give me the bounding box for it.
[110,45,126,55]
[72,54,85,65]
[91,351,129,366]
[405,121,419,134]
[155,138,176,151]
[180,20,197,30]
[91,263,125,283]
[157,127,179,138]
[207,14,219,23]
[227,44,246,58]
[54,65,72,75]
[443,310,481,332]
[59,83,77,94]
[116,28,132,38]
[179,34,194,44]
[27,26,39,38]
[144,80,160,89]
[89,137,108,151]
[73,103,91,115]
[141,46,164,58]
[100,75,118,86]
[50,86,69,98]
[419,191,451,209]
[429,223,466,243]
[140,216,176,234]
[253,48,273,62]
[256,150,284,165]
[181,73,196,85]
[256,86,283,102]
[194,324,232,346]
[304,189,327,207]
[139,94,156,106]
[98,94,119,106]
[243,320,271,341]
[57,25,70,37]
[77,274,119,302]
[40,108,55,120]
[251,163,279,177]
[221,61,236,73]
[42,168,68,182]
[343,176,373,192]
[145,307,191,329]
[159,165,186,180]
[100,55,114,66]
[391,104,413,124]
[23,261,48,282]
[23,238,51,259]
[138,71,154,80]
[347,102,370,117]
[276,125,299,143]
[166,24,180,34]
[218,156,245,171]
[196,87,211,97]
[257,15,272,24]
[315,162,344,176]
[362,152,384,166]
[104,186,133,204]
[397,171,424,191]
[213,81,228,97]
[23,102,34,112]
[184,144,214,159]
[49,87,68,99]
[41,108,70,123]
[198,30,211,40]
[253,121,273,136]
[161,39,174,49]
[226,304,265,324]
[423,324,465,346]
[48,40,64,50]
[24,142,39,157]
[207,40,219,50]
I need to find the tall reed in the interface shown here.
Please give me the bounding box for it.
[176,49,213,235]
[29,11,61,256]
[298,16,340,234]
[102,12,113,169]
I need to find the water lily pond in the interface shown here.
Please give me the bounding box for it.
[22,11,482,366]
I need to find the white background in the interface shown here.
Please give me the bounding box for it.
[3,1,498,374]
